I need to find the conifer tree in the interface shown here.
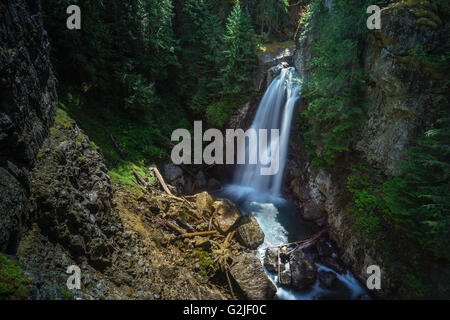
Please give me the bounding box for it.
[218,1,257,96]
[178,0,223,114]
[255,0,289,37]
[384,111,450,260]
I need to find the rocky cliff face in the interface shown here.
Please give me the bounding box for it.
[357,1,448,175]
[290,0,449,298]
[0,0,57,253]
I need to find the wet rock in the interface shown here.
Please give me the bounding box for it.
[212,199,242,234]
[320,257,345,275]
[228,96,261,131]
[163,163,183,183]
[236,215,264,249]
[316,239,333,257]
[290,249,317,289]
[318,270,337,289]
[263,247,279,273]
[229,252,276,300]
[267,62,290,87]
[278,270,291,287]
[254,46,295,92]
[302,200,327,222]
[0,166,27,253]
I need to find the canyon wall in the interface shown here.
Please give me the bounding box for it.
[0,0,57,253]
[289,0,449,298]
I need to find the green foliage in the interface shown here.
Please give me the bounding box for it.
[383,110,450,261]
[43,0,179,121]
[177,0,223,116]
[205,93,255,127]
[119,73,160,121]
[254,0,289,37]
[57,92,169,191]
[345,110,450,297]
[346,163,389,245]
[195,248,213,276]
[408,44,449,71]
[59,286,75,300]
[108,162,155,190]
[218,1,258,96]
[299,0,369,167]
[175,1,258,126]
[0,254,30,300]
[53,108,73,129]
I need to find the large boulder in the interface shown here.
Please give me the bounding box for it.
[27,121,113,268]
[263,247,284,273]
[236,215,264,249]
[229,252,276,300]
[163,164,192,194]
[290,249,317,289]
[263,248,277,272]
[212,199,242,234]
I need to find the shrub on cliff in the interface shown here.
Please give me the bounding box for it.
[0,254,30,300]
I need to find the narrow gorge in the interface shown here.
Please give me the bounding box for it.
[0,0,448,301]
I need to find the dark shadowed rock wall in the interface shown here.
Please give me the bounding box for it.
[0,0,57,252]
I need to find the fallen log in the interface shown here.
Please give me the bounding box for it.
[175,217,196,233]
[131,167,147,187]
[268,229,328,249]
[180,230,217,238]
[150,164,173,195]
[224,230,235,246]
[164,219,185,235]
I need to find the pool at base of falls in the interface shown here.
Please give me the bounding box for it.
[214,184,368,300]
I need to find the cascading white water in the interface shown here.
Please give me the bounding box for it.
[233,67,300,196]
[218,66,366,299]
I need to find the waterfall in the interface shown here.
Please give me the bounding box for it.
[217,66,367,299]
[233,67,300,196]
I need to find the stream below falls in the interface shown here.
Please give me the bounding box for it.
[214,185,367,300]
